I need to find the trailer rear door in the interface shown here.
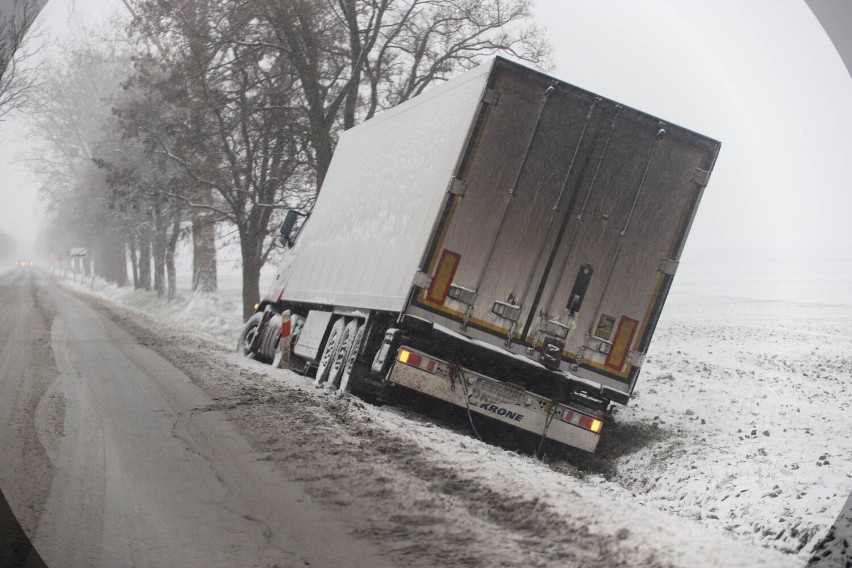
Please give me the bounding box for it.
[408,58,720,400]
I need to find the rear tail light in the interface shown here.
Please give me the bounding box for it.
[579,416,603,433]
[562,410,603,434]
[398,349,421,366]
[396,348,437,374]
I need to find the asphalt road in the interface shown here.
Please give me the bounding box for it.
[0,268,394,568]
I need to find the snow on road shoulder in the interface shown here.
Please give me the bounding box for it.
[60,268,799,567]
[342,381,800,568]
[123,312,799,568]
[57,259,852,564]
[60,273,245,347]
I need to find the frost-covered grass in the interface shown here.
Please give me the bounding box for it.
[58,256,852,562]
[51,241,279,347]
[89,281,244,345]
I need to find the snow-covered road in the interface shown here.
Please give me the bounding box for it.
[0,266,803,567]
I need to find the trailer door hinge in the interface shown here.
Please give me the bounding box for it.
[658,257,679,276]
[690,167,711,186]
[482,88,500,106]
[413,270,432,289]
[626,350,646,368]
[447,176,467,197]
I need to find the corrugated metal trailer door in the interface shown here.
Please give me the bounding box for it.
[528,104,719,397]
[411,58,719,400]
[413,60,601,335]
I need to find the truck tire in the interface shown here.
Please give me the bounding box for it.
[314,317,347,386]
[328,319,359,390]
[258,314,283,362]
[236,312,264,359]
[337,324,364,395]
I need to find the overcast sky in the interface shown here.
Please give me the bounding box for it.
[1,0,850,262]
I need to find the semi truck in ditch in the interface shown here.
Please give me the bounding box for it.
[237,56,720,453]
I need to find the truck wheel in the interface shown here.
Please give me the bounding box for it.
[337,324,364,395]
[314,317,347,386]
[259,314,282,362]
[236,312,264,359]
[328,320,359,390]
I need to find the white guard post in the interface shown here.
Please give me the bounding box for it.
[272,310,292,369]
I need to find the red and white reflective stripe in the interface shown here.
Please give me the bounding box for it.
[561,409,603,434]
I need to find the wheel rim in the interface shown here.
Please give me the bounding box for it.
[314,318,345,385]
[328,322,356,388]
[242,327,257,356]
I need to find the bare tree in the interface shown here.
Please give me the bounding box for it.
[0,0,45,120]
[257,0,551,189]
[95,140,188,300]
[29,44,134,285]
[118,0,551,318]
[123,0,312,318]
[120,0,221,294]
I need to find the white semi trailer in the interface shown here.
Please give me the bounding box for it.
[238,57,720,453]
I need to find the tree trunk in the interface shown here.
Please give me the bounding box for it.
[153,201,167,297]
[239,232,264,321]
[192,185,217,293]
[310,115,334,191]
[166,211,181,301]
[112,236,128,287]
[342,0,361,131]
[128,234,140,289]
[139,234,152,291]
[241,254,261,322]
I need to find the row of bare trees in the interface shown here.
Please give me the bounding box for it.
[0,0,43,121]
[33,0,550,319]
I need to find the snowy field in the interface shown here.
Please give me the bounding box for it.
[606,258,852,557]
[52,255,851,564]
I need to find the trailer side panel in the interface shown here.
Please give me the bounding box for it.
[281,65,491,312]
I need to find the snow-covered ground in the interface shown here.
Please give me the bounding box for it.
[606,258,852,557]
[55,255,852,564]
